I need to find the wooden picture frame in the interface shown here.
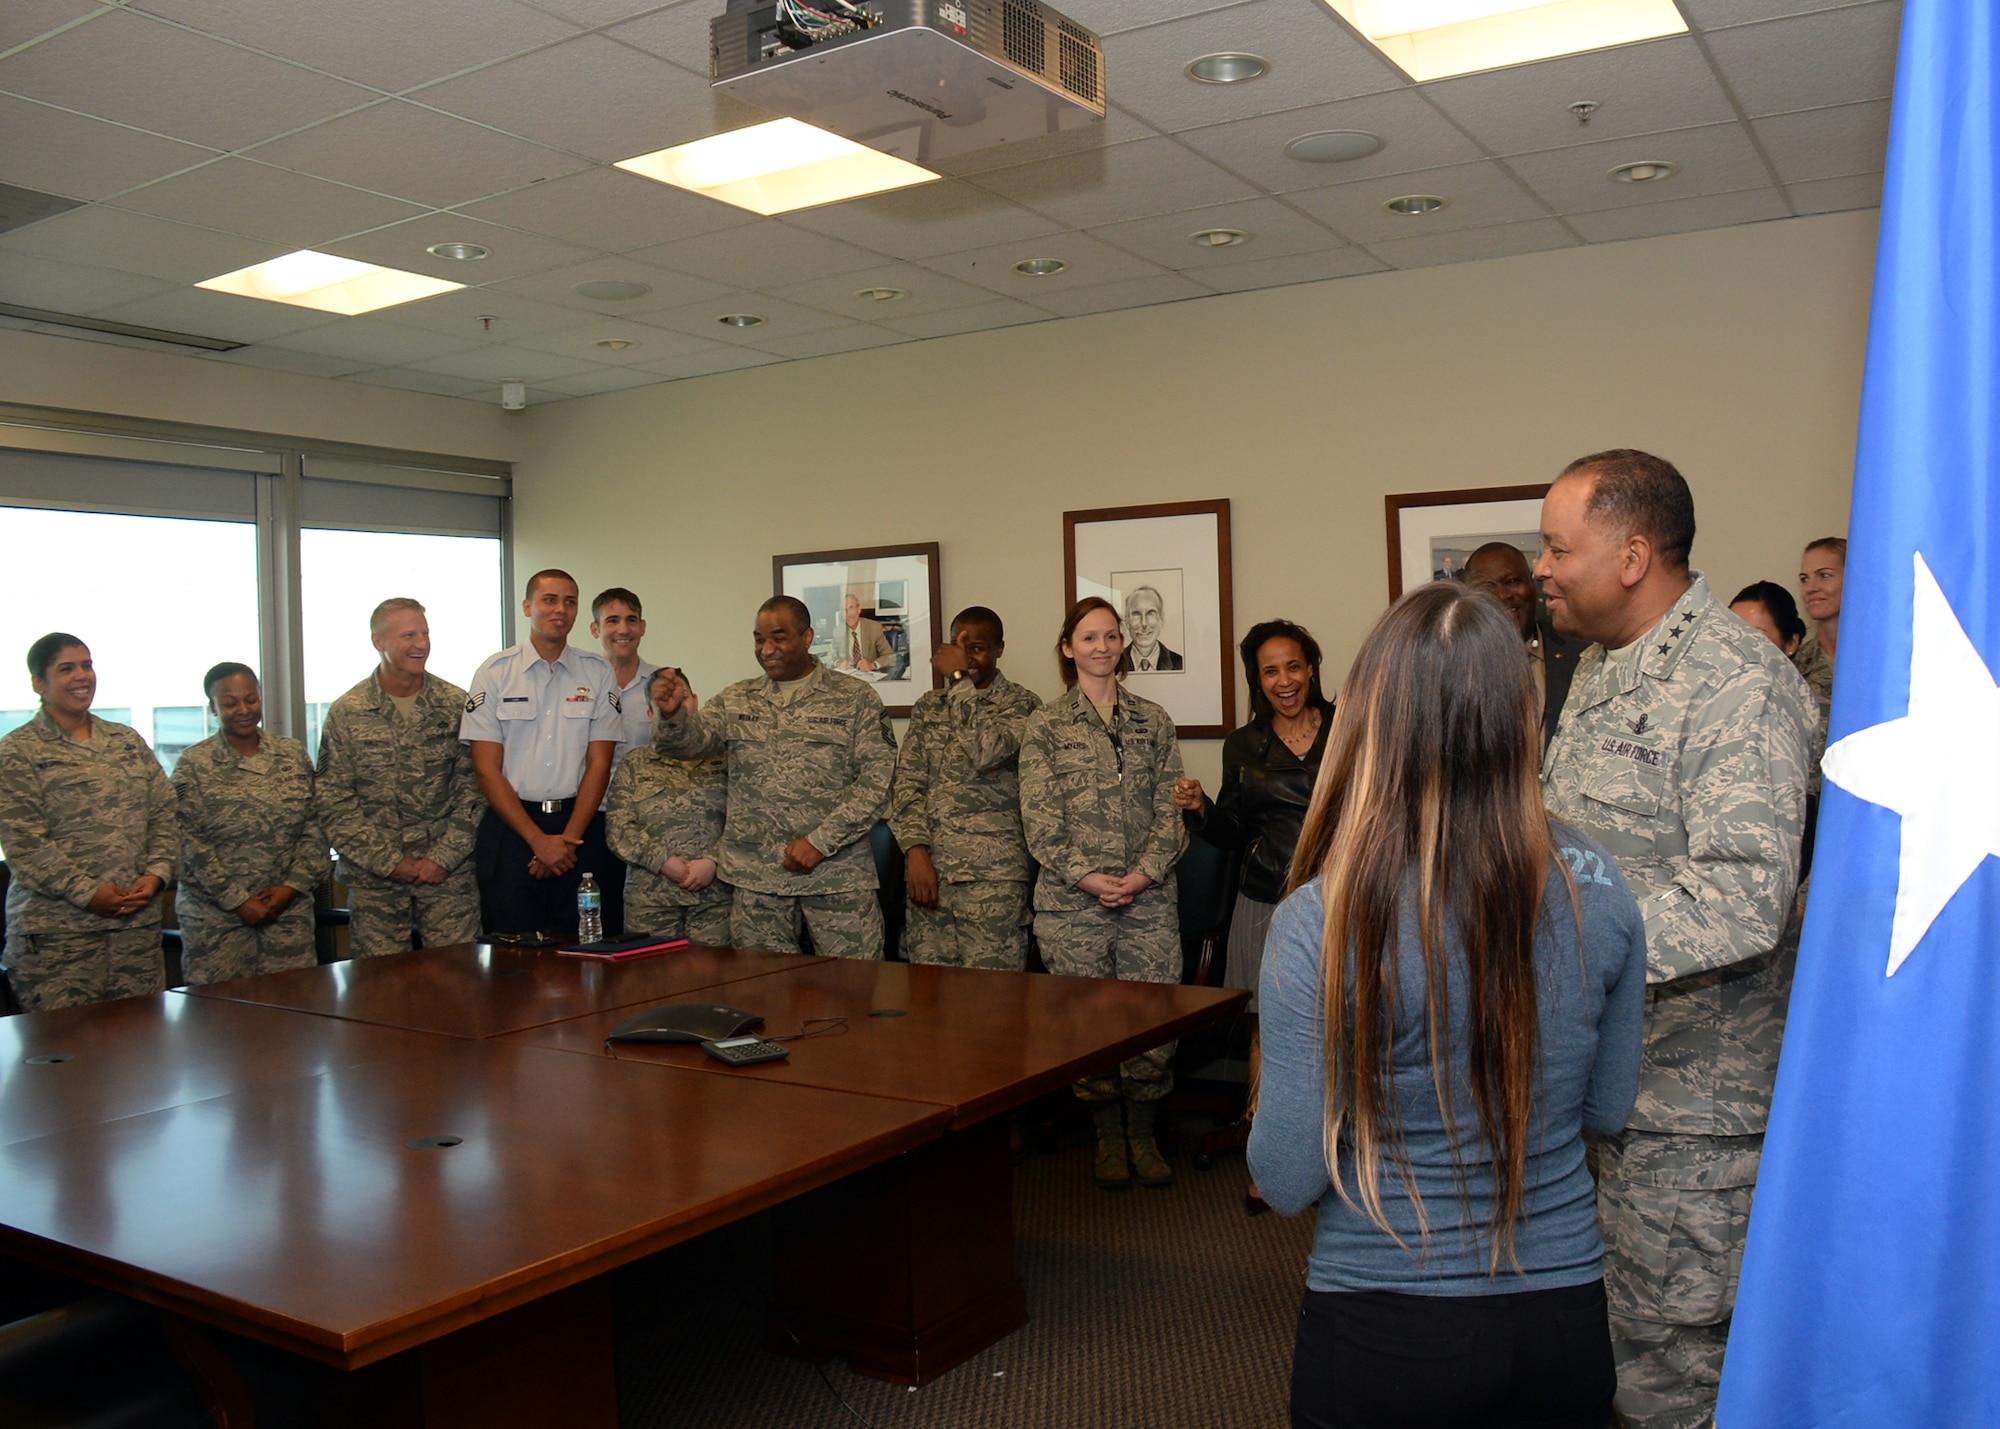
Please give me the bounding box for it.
[1063,500,1234,739]
[773,542,944,718]
[1384,484,1551,600]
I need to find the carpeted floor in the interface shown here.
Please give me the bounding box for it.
[614,1135,1314,1428]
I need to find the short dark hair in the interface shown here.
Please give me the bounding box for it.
[592,587,642,619]
[203,662,258,701]
[759,595,812,632]
[1560,448,1696,568]
[1055,596,1132,688]
[1804,536,1848,564]
[1239,619,1332,724]
[525,568,578,599]
[951,605,1004,642]
[27,633,85,682]
[1731,581,1808,646]
[1463,541,1531,576]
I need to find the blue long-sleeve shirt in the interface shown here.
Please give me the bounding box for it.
[1249,825,1647,1295]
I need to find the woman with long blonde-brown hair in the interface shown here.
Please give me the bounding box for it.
[1249,581,1647,1429]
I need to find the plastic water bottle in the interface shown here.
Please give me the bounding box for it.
[577,873,603,943]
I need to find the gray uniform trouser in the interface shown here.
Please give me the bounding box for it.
[732,887,884,960]
[4,924,163,1012]
[344,867,481,959]
[1036,888,1179,1102]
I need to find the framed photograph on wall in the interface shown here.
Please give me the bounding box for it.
[1064,500,1234,738]
[1385,484,1551,600]
[773,542,944,718]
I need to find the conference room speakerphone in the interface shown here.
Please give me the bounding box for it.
[701,1036,791,1065]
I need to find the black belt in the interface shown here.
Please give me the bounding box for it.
[520,796,576,814]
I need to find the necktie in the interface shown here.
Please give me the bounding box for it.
[851,630,860,664]
[1140,657,1151,671]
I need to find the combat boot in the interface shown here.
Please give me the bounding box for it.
[1125,1100,1175,1189]
[1089,1100,1130,1189]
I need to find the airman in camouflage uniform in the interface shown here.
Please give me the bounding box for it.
[0,637,176,1012]
[889,609,1042,970]
[605,724,733,946]
[1791,635,1834,720]
[172,726,327,985]
[314,600,484,958]
[1536,453,1811,1429]
[652,598,897,960]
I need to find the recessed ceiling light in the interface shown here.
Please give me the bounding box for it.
[1609,159,1677,184]
[1185,52,1268,84]
[856,287,908,302]
[1320,0,1687,81]
[616,118,938,216]
[197,250,461,315]
[426,241,489,261]
[595,338,640,351]
[1188,229,1248,249]
[1284,130,1385,164]
[1384,194,1447,216]
[1013,258,1068,276]
[574,279,653,301]
[719,313,764,327]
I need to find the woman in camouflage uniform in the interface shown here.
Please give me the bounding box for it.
[1019,597,1186,1191]
[171,663,327,986]
[605,669,733,945]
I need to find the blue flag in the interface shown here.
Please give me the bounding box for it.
[1717,1,2000,1424]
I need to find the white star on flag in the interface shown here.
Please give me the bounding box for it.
[1821,551,2000,975]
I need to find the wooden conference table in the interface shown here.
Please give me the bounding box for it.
[0,942,1244,1426]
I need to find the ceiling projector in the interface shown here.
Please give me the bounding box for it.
[710,0,1106,165]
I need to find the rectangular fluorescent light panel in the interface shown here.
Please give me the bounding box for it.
[615,118,938,216]
[196,251,462,315]
[1325,0,1687,81]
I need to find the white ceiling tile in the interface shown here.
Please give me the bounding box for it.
[636,289,854,344]
[92,286,340,343]
[0,205,278,283]
[1752,99,1890,184]
[782,180,1065,259]
[344,366,494,397]
[410,36,714,164]
[111,158,426,249]
[126,0,579,93]
[411,345,603,382]
[456,165,755,252]
[1173,88,1483,193]
[631,345,786,378]
[1192,245,1389,293]
[972,137,1260,229]
[876,298,1053,339]
[930,104,1162,179]
[1504,123,1773,214]
[1423,37,1738,158]
[1567,186,1790,242]
[749,324,912,360]
[1059,0,1249,36]
[263,316,485,365]
[508,316,729,363]
[1101,0,1404,134]
[1786,171,1883,215]
[1087,197,1341,269]
[529,0,680,27]
[1286,160,1548,244]
[488,255,733,312]
[1024,272,1212,317]
[766,263,995,320]
[380,286,598,341]
[917,231,1170,296]
[247,102,588,209]
[0,0,106,56]
[1366,218,1580,270]
[1703,3,1903,117]
[0,94,217,201]
[534,365,674,397]
[603,1,724,74]
[0,251,176,313]
[0,9,376,151]
[626,222,885,288]
[206,343,376,378]
[1679,0,1876,30]
[321,214,602,284]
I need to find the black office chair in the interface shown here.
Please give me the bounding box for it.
[1166,836,1256,1169]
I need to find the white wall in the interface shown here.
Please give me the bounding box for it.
[511,210,1877,785]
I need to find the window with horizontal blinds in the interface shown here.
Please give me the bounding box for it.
[299,454,507,539]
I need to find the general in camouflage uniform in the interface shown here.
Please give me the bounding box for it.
[0,640,177,1012]
[889,666,1042,970]
[1537,456,1811,1429]
[172,728,327,985]
[605,733,733,947]
[653,615,897,959]
[1019,686,1187,1100]
[315,601,484,958]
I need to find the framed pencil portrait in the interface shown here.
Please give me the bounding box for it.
[773,541,943,718]
[1063,500,1234,739]
[1384,484,1551,601]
